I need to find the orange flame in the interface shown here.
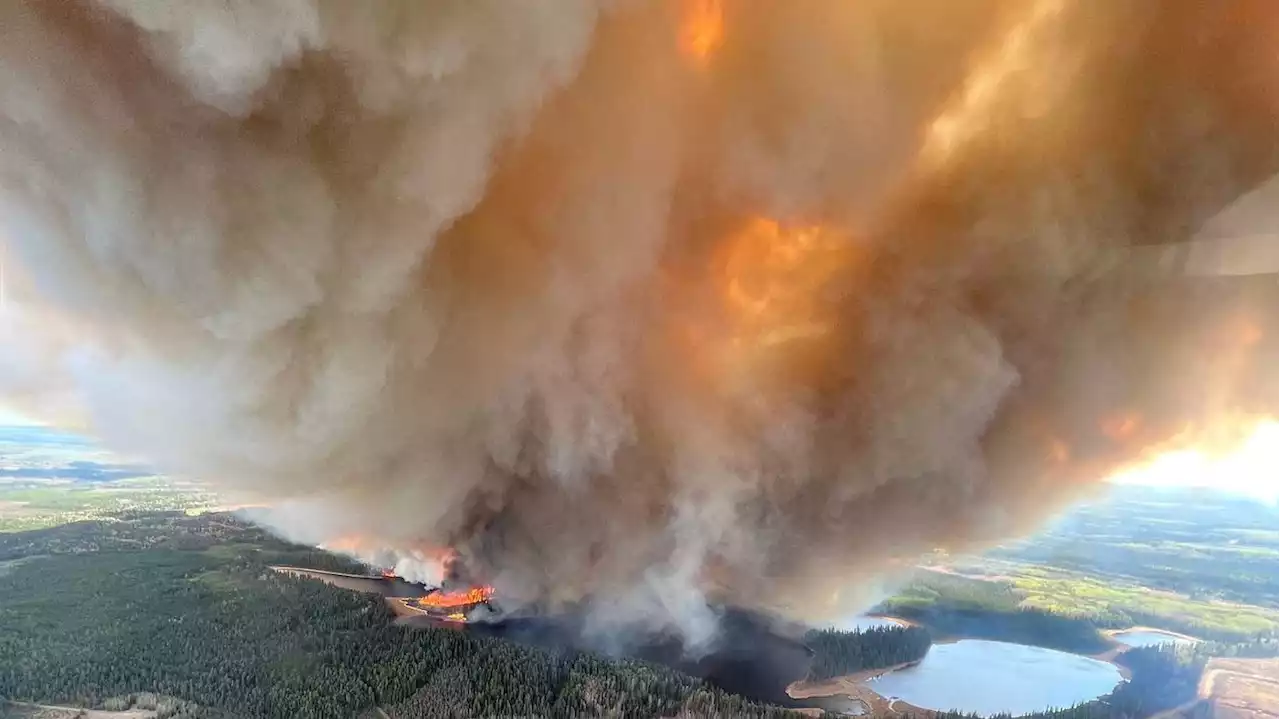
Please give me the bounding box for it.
[680,0,724,67]
[416,585,495,609]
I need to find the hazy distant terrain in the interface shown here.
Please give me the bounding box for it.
[920,485,1279,641]
[994,484,1279,605]
[0,425,216,531]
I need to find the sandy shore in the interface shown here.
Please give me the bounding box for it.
[1103,626,1202,643]
[788,661,932,716]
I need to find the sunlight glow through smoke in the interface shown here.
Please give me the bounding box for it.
[1108,421,1280,502]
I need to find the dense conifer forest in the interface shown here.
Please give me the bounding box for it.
[0,513,809,719]
[804,626,932,681]
[874,573,1111,654]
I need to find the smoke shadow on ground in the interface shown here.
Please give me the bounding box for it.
[274,568,817,706]
[379,577,432,598]
[404,606,816,708]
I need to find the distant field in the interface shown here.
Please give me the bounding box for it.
[916,485,1279,641]
[0,479,216,532]
[977,485,1280,608]
[0,425,216,531]
[1013,574,1278,639]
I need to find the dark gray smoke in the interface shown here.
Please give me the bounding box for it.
[0,0,1275,643]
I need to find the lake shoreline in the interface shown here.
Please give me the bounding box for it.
[787,659,922,698]
[1104,626,1202,644]
[795,621,1147,716]
[787,660,931,716]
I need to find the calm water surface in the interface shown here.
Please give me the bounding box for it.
[865,640,1122,716]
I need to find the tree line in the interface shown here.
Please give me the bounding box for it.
[878,601,1110,655]
[804,625,932,681]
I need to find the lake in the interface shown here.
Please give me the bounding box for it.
[864,639,1123,716]
[1112,629,1196,647]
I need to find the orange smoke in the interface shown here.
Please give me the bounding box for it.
[669,215,858,399]
[319,533,374,554]
[715,217,854,352]
[921,0,1068,168]
[680,0,724,67]
[1048,438,1071,463]
[1101,411,1142,442]
[1232,317,1264,347]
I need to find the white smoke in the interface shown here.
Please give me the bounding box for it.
[321,543,448,588]
[0,0,1274,643]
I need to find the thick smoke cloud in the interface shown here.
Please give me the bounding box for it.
[0,0,1275,643]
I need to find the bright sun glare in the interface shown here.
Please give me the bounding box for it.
[0,405,40,425]
[1108,420,1280,502]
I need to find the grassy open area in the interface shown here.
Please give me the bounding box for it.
[912,484,1280,643]
[980,484,1279,608]
[878,566,1278,650]
[1013,574,1278,639]
[0,424,217,532]
[0,479,216,532]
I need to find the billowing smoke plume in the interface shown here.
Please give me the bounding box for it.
[0,0,1276,643]
[329,542,449,588]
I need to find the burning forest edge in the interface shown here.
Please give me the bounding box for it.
[272,562,497,624]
